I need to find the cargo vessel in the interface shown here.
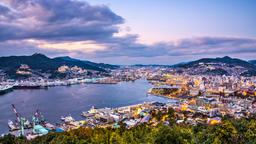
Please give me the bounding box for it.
[0,85,13,95]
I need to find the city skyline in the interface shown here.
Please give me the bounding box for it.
[0,0,255,64]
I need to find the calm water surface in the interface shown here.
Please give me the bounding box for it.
[0,79,168,134]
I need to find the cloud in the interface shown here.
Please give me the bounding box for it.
[170,37,256,56]
[93,36,256,58]
[0,0,123,41]
[0,0,255,64]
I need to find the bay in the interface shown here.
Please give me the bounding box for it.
[0,79,168,134]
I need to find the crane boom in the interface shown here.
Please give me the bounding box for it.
[11,104,21,122]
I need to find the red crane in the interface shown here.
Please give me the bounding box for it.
[11,104,21,122]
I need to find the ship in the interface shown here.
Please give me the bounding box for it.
[13,85,41,89]
[0,85,13,95]
[61,115,75,123]
[8,120,19,131]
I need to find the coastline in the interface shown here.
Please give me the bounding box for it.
[0,77,120,96]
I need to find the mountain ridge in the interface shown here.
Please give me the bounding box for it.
[0,53,118,78]
[176,56,256,69]
[174,56,256,76]
[249,60,256,65]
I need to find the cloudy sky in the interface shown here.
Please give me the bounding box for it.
[0,0,255,64]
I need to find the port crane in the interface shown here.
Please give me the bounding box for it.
[11,104,26,136]
[11,104,32,136]
[10,105,49,137]
[33,109,45,125]
[11,104,21,122]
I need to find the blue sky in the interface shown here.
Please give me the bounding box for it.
[87,0,256,42]
[0,0,255,64]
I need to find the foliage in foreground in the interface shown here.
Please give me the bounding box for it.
[1,118,256,144]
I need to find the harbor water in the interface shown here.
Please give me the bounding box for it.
[0,79,168,134]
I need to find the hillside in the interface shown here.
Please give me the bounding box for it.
[1,118,256,143]
[249,60,256,65]
[0,53,118,78]
[54,56,119,70]
[176,56,256,76]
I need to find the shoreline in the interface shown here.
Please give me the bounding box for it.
[2,101,166,137]
[0,77,121,96]
[0,79,166,135]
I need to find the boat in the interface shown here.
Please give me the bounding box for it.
[55,127,65,133]
[88,106,98,114]
[8,120,19,131]
[13,85,41,89]
[44,123,56,131]
[61,115,75,123]
[0,85,13,95]
[33,125,49,135]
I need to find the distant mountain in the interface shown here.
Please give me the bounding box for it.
[132,64,171,67]
[0,53,118,77]
[171,62,190,68]
[176,56,256,76]
[180,56,255,69]
[54,56,119,70]
[248,60,256,65]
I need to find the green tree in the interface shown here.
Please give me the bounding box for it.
[214,120,238,144]
[245,119,256,143]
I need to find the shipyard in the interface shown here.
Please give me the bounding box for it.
[1,65,256,140]
[0,0,256,142]
[3,92,255,140]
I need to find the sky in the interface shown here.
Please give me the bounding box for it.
[0,0,255,64]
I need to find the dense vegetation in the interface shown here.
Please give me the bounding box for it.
[249,60,256,65]
[205,68,229,76]
[1,117,256,144]
[174,56,256,76]
[0,53,118,77]
[241,70,256,77]
[180,56,256,70]
[150,88,180,97]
